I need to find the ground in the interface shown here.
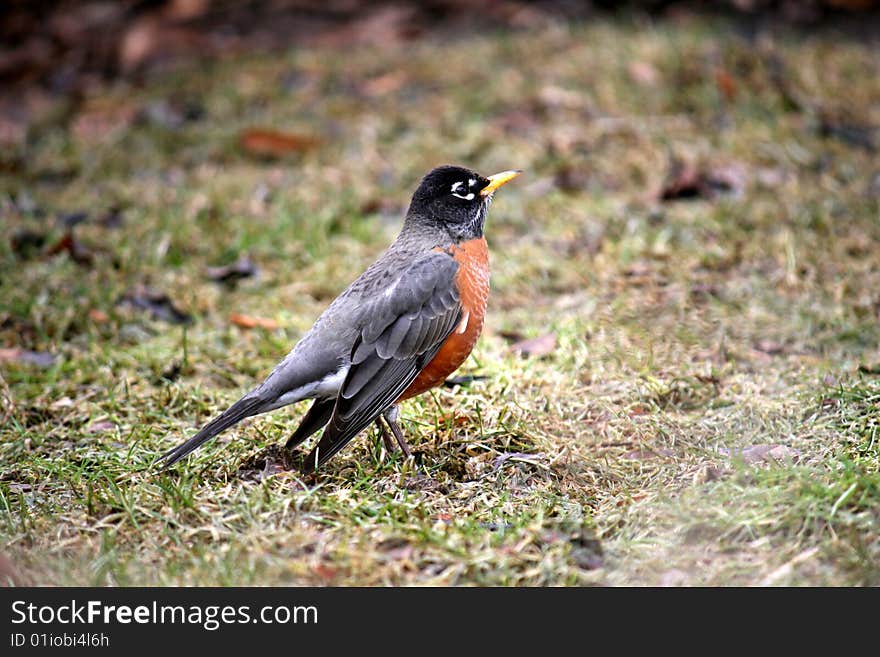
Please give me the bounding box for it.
[1,14,879,586]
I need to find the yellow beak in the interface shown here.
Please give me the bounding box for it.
[480,170,522,197]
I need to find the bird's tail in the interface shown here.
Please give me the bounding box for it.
[159,395,266,468]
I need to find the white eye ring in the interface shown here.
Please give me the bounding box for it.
[451,181,475,200]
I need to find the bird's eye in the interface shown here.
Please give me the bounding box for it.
[450,181,475,201]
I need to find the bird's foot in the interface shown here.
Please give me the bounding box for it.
[375,417,397,453]
[382,406,412,458]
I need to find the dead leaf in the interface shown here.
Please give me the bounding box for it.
[118,14,200,74]
[817,112,877,152]
[361,71,408,97]
[118,286,193,325]
[628,61,660,86]
[163,0,210,21]
[537,85,590,112]
[554,164,592,193]
[45,230,95,266]
[714,67,737,101]
[312,564,338,581]
[437,411,472,427]
[314,6,420,48]
[659,158,747,201]
[492,452,546,471]
[238,128,321,158]
[510,333,557,358]
[755,339,785,355]
[718,444,800,464]
[0,348,56,368]
[86,420,116,434]
[10,230,46,259]
[229,313,279,330]
[206,256,258,286]
[88,309,109,323]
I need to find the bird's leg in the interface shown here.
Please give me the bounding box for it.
[375,417,397,453]
[382,405,412,458]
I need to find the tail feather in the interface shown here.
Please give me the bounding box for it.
[159,396,265,468]
[285,398,334,449]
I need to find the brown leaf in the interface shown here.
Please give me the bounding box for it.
[45,231,95,266]
[628,61,660,86]
[510,333,557,358]
[118,14,201,74]
[163,0,210,21]
[715,67,737,101]
[238,128,321,158]
[205,256,258,286]
[0,348,56,369]
[554,164,592,193]
[361,71,408,97]
[437,411,473,428]
[659,158,747,201]
[118,286,193,325]
[229,313,279,330]
[312,564,338,581]
[313,6,420,48]
[88,309,109,323]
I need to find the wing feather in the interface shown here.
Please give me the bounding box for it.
[304,252,462,469]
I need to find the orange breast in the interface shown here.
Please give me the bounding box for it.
[398,237,490,401]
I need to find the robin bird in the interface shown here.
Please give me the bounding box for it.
[159,165,521,472]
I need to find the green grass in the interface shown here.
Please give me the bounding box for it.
[1,16,879,585]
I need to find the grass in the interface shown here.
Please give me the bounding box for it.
[1,14,879,585]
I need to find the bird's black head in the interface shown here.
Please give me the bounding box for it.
[405,165,520,242]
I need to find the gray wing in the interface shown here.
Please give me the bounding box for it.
[304,251,463,469]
